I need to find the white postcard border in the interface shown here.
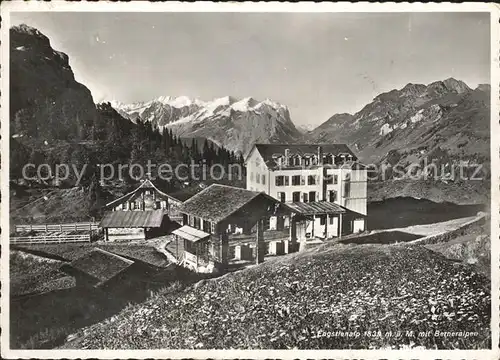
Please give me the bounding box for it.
[1,2,499,359]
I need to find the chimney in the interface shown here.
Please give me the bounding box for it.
[317,146,323,165]
[284,148,290,167]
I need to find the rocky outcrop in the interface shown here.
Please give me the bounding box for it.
[10,24,97,140]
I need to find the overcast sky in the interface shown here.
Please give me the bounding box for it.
[11,12,491,126]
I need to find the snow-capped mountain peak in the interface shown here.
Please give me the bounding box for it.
[110,95,300,154]
[155,95,205,108]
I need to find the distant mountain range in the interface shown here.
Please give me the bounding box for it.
[9,24,490,203]
[111,96,302,155]
[305,78,490,167]
[114,77,490,171]
[303,78,490,204]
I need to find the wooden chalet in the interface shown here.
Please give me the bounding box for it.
[100,178,183,241]
[105,178,180,215]
[173,184,294,272]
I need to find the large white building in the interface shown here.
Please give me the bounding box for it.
[245,144,368,237]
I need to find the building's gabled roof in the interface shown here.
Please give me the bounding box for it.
[177,184,266,223]
[286,201,346,215]
[172,225,211,243]
[61,248,135,287]
[105,179,177,208]
[247,143,357,168]
[100,210,167,228]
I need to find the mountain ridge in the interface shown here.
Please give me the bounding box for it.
[305,77,490,163]
[305,78,490,204]
[112,95,301,154]
[10,24,97,140]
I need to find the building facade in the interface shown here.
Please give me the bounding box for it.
[174,184,293,272]
[245,144,368,235]
[105,179,178,213]
[100,179,180,241]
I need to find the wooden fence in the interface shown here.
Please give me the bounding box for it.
[10,234,91,244]
[14,222,99,233]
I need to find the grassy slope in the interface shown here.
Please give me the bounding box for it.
[63,243,490,350]
[10,243,177,349]
[10,187,95,225]
[425,220,490,278]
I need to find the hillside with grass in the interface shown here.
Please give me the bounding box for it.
[10,242,186,349]
[62,243,490,350]
[425,219,490,278]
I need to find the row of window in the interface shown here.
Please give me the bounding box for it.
[276,190,338,203]
[275,174,339,186]
[120,201,166,210]
[188,215,216,234]
[249,172,266,185]
[273,154,354,167]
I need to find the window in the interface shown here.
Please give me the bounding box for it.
[323,154,333,165]
[311,155,318,165]
[320,216,326,225]
[325,174,333,185]
[155,201,161,209]
[277,192,286,202]
[329,190,337,203]
[334,175,338,185]
[309,191,316,202]
[256,174,260,184]
[292,191,301,202]
[121,203,127,210]
[250,172,254,182]
[308,175,316,185]
[291,155,301,166]
[276,176,285,186]
[203,220,211,233]
[344,174,351,198]
[304,157,311,166]
[292,175,301,186]
[303,193,309,203]
[262,174,266,185]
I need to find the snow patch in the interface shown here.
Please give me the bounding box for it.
[156,95,205,108]
[231,97,256,112]
[379,123,393,136]
[410,109,425,123]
